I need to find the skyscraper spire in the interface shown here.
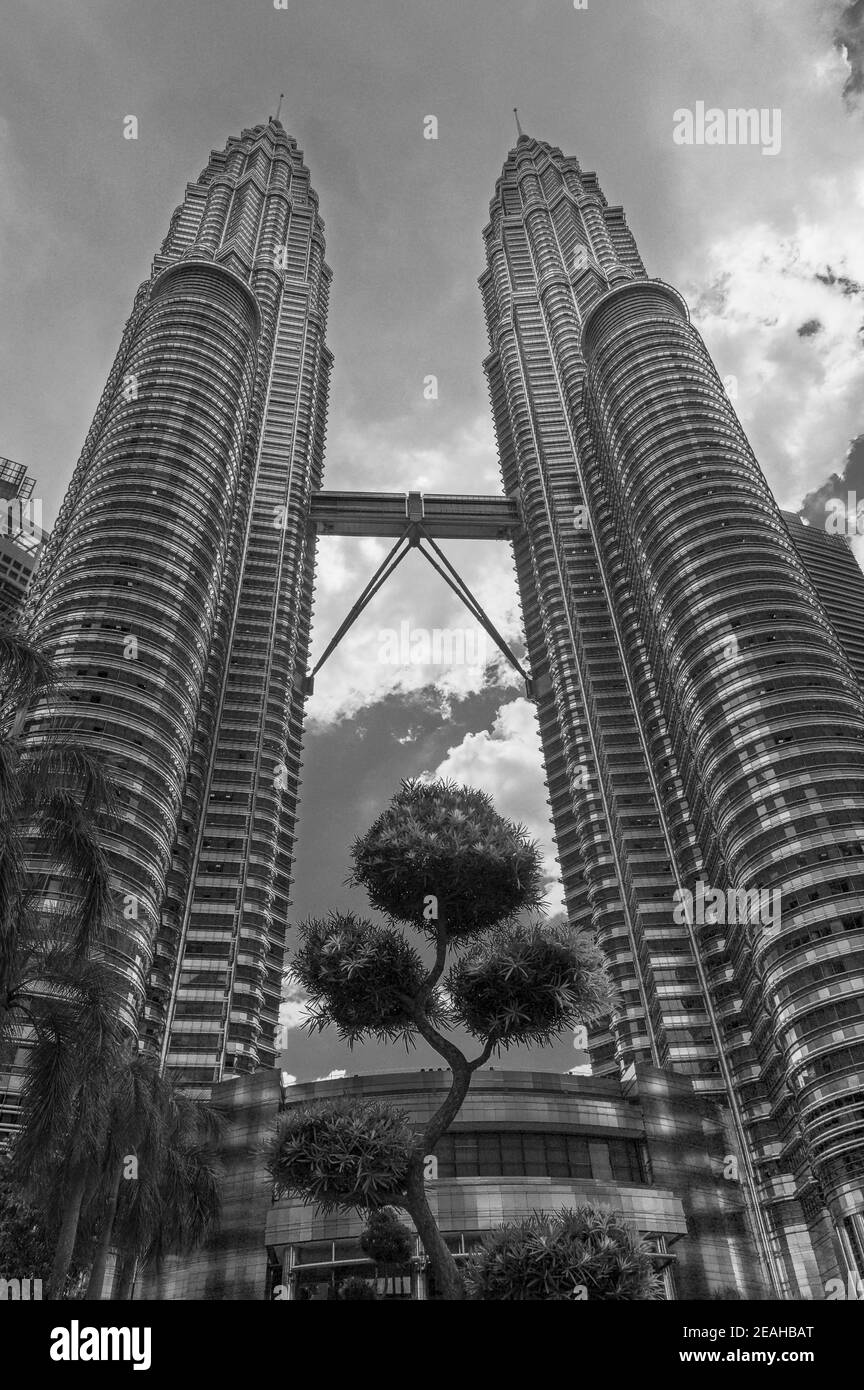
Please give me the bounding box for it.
[275,92,284,123]
[513,106,524,140]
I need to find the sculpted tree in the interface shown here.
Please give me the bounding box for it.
[266,779,612,1301]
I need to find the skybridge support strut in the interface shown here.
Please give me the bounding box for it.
[301,519,533,698]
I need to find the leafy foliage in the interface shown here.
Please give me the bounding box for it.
[447,922,612,1047]
[110,1080,226,1274]
[266,1099,414,1215]
[0,1147,87,1293]
[290,913,430,1044]
[360,1206,414,1267]
[350,778,545,937]
[339,1275,378,1300]
[13,967,127,1194]
[0,1146,54,1281]
[464,1206,663,1301]
[0,623,121,1046]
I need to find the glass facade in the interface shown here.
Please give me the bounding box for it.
[431,1129,645,1183]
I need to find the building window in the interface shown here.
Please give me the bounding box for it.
[432,1130,644,1183]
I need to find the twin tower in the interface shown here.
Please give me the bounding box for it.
[21,116,864,1295]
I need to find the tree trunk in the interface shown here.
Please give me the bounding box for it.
[85,1161,123,1299]
[48,1160,88,1300]
[113,1250,138,1301]
[404,1162,464,1301]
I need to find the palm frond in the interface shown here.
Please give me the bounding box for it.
[0,626,57,724]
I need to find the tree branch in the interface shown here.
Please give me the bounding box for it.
[468,1035,496,1072]
[418,912,449,999]
[398,993,466,1074]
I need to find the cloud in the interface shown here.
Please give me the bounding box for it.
[686,197,864,511]
[313,1068,348,1082]
[834,0,864,104]
[799,433,864,564]
[427,698,564,915]
[278,981,312,1032]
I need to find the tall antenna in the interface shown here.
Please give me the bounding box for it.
[275,92,284,123]
[513,107,524,139]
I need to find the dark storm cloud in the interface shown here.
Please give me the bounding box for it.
[815,265,862,295]
[797,318,823,337]
[835,0,864,103]
[799,433,864,524]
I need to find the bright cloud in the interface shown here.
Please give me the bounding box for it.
[427,698,565,915]
[687,191,864,511]
[279,981,312,1032]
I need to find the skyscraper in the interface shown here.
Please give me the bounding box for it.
[15,114,864,1299]
[782,510,864,690]
[479,131,864,1295]
[23,116,332,1088]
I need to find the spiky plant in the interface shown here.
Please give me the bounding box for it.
[266,1100,413,1214]
[464,1206,664,1302]
[349,778,545,937]
[448,922,610,1047]
[360,1206,414,1267]
[278,778,614,1301]
[291,913,430,1045]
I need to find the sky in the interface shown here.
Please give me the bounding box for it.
[2,0,864,1084]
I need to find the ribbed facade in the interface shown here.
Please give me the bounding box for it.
[782,510,864,690]
[480,133,864,1295]
[22,118,332,1083]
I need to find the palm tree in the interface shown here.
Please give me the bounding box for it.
[11,969,126,1298]
[1,622,124,1297]
[84,1056,169,1300]
[0,624,118,1044]
[109,1086,225,1300]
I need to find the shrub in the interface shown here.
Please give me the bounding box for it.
[464,1206,663,1301]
